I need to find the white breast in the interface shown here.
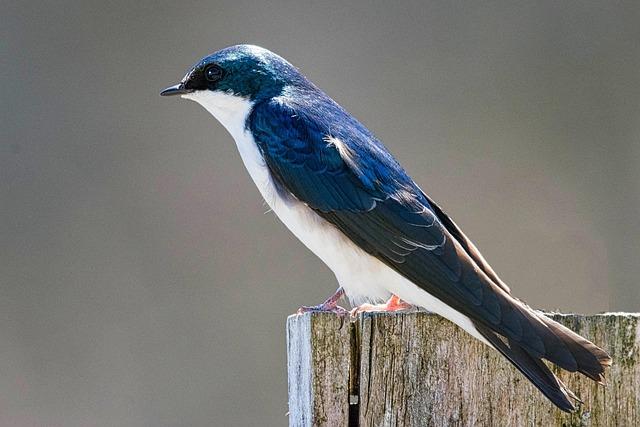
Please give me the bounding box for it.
[182,90,489,344]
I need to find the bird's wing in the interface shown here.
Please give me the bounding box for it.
[249,99,610,410]
[250,99,523,338]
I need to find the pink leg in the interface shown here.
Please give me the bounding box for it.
[350,294,413,316]
[297,287,348,315]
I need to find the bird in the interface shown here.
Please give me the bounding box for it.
[161,44,611,411]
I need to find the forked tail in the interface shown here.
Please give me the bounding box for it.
[475,312,612,412]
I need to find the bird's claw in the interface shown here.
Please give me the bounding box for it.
[350,295,413,317]
[296,287,347,315]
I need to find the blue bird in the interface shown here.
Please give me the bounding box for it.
[161,45,611,411]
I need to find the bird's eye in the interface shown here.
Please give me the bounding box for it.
[205,64,223,82]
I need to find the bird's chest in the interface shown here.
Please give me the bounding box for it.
[233,128,390,304]
[233,128,350,264]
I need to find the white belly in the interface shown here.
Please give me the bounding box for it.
[183,90,489,344]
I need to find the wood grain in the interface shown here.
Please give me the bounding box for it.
[287,312,353,426]
[287,311,639,426]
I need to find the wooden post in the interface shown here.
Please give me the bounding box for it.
[286,311,639,426]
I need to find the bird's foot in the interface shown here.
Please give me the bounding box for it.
[296,287,348,315]
[350,294,413,316]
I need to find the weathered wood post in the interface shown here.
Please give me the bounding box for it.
[287,311,639,426]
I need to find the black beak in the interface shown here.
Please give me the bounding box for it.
[160,83,193,97]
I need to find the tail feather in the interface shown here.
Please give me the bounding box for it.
[475,310,612,412]
[495,297,612,383]
[476,324,577,412]
[536,313,612,383]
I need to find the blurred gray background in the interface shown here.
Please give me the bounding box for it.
[2,0,639,425]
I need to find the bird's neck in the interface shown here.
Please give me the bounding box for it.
[183,90,255,141]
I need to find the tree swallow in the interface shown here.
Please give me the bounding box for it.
[161,45,611,411]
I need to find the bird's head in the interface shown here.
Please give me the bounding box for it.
[161,45,307,132]
[162,45,303,100]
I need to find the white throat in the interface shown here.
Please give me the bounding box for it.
[182,91,272,200]
[182,90,254,141]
